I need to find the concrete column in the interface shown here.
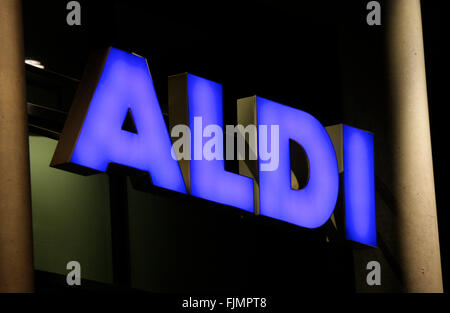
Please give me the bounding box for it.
[339,0,442,293]
[0,0,35,292]
[384,0,442,293]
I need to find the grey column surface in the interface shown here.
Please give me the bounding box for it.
[384,0,442,293]
[0,0,35,292]
[339,0,442,292]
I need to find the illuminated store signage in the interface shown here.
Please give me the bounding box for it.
[51,47,376,246]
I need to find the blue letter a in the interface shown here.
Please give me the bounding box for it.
[51,47,186,194]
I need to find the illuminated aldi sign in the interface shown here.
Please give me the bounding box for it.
[51,47,376,247]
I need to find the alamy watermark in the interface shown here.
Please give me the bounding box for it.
[170,117,280,171]
[66,1,81,26]
[66,260,81,286]
[366,1,381,26]
[366,260,381,286]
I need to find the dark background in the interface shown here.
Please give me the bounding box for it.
[21,0,450,293]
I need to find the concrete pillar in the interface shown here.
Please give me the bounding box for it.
[384,0,442,293]
[339,0,443,293]
[0,0,35,292]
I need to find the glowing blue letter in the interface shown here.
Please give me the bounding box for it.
[257,97,339,228]
[187,74,254,212]
[62,48,186,194]
[343,125,376,246]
